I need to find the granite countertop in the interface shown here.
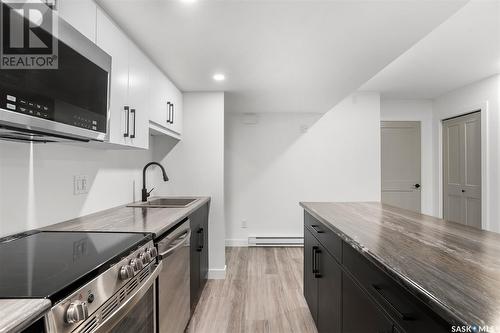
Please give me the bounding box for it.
[300,201,500,327]
[0,299,51,333]
[43,196,210,239]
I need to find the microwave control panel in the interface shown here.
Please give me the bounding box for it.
[0,90,105,133]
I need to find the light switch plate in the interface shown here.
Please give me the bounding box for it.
[74,175,89,195]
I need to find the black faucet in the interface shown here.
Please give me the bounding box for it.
[142,162,169,202]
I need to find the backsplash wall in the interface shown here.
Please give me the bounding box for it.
[0,140,155,237]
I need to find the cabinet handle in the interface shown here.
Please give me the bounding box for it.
[171,103,174,124]
[167,102,171,124]
[314,248,322,278]
[123,106,129,137]
[196,228,204,252]
[311,225,324,234]
[312,246,318,274]
[371,284,413,321]
[130,108,136,139]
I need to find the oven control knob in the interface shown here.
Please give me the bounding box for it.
[119,264,135,280]
[130,258,144,272]
[140,251,152,264]
[147,247,158,258]
[65,300,88,324]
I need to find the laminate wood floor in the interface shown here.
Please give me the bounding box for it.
[187,247,317,333]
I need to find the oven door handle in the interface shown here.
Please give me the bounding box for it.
[158,230,191,260]
[92,262,162,333]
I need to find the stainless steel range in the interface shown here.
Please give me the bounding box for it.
[0,231,161,333]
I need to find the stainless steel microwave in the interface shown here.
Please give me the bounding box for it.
[0,4,111,143]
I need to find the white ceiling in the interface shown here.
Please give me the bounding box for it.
[361,0,500,99]
[97,0,467,113]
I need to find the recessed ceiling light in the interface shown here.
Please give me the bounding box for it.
[213,73,225,82]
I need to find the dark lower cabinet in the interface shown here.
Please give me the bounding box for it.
[317,244,342,333]
[190,202,210,310]
[304,227,341,333]
[304,227,319,324]
[303,211,452,333]
[342,271,393,333]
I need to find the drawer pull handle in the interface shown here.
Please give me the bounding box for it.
[312,246,318,274]
[314,248,322,278]
[371,284,413,321]
[311,225,325,233]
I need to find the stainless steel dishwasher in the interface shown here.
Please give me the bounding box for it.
[156,219,191,333]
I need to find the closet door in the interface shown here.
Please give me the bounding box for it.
[443,111,481,228]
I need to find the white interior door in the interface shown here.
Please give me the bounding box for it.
[381,121,421,212]
[443,111,481,228]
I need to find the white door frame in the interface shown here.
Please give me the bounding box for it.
[437,102,489,229]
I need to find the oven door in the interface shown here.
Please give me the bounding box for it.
[91,263,162,333]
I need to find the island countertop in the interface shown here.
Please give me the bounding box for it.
[300,201,500,327]
[42,196,210,239]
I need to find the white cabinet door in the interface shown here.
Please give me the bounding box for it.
[170,85,183,135]
[57,0,96,42]
[96,8,130,146]
[148,62,168,126]
[127,44,150,149]
[162,75,182,135]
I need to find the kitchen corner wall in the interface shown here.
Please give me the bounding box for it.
[0,141,154,237]
[225,92,381,245]
[153,92,226,278]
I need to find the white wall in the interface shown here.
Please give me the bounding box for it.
[225,92,381,244]
[153,92,226,278]
[0,141,154,237]
[432,75,500,232]
[380,99,434,215]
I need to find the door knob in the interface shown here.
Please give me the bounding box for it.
[414,184,421,189]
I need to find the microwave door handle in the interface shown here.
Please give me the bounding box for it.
[130,108,136,139]
[123,106,129,137]
[93,262,162,332]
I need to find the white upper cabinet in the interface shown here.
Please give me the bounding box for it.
[148,60,168,126]
[96,8,131,147]
[57,0,96,43]
[148,62,183,136]
[127,45,150,149]
[60,3,182,147]
[169,81,183,135]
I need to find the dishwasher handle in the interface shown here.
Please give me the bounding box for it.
[158,230,191,259]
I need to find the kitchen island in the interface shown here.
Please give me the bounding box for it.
[301,202,500,333]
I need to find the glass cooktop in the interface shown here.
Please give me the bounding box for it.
[0,231,150,301]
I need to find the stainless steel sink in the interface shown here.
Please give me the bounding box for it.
[128,198,198,208]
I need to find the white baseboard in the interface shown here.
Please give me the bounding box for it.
[225,238,249,247]
[208,265,226,279]
[248,236,304,246]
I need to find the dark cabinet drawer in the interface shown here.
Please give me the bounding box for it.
[342,243,449,333]
[305,211,342,263]
[343,271,393,333]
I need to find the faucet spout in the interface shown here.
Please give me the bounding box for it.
[142,162,169,202]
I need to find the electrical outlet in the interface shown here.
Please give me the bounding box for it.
[74,175,89,195]
[241,219,248,228]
